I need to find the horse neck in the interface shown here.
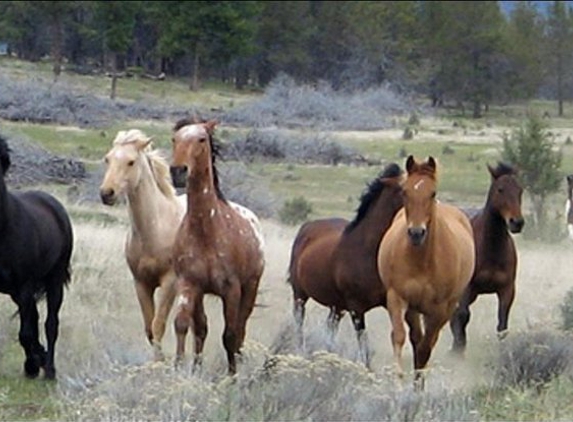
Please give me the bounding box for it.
[126,160,174,237]
[185,157,221,230]
[0,179,9,233]
[479,204,510,249]
[345,192,400,251]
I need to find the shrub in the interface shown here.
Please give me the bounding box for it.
[491,330,573,389]
[279,196,313,225]
[560,288,573,332]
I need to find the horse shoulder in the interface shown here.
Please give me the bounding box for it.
[228,201,265,251]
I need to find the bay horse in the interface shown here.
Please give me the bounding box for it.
[99,129,187,360]
[377,155,475,387]
[0,135,73,379]
[169,118,265,374]
[565,174,573,240]
[450,163,524,353]
[287,162,406,368]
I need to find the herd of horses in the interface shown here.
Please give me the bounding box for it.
[0,117,539,389]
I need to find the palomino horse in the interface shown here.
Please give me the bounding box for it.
[100,129,186,360]
[377,155,475,386]
[0,135,73,379]
[450,163,524,353]
[170,118,265,374]
[287,163,405,368]
[565,174,573,240]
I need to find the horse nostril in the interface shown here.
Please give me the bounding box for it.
[100,188,115,205]
[408,227,427,245]
[170,166,188,188]
[509,217,524,233]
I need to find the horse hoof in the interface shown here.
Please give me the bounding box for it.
[44,367,56,380]
[497,330,509,340]
[153,345,165,362]
[24,359,40,379]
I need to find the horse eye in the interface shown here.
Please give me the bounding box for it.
[128,160,135,167]
[431,192,436,199]
[103,157,109,164]
[199,137,207,143]
[497,187,503,193]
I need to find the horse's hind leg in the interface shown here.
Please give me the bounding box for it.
[151,273,177,361]
[236,278,261,352]
[44,280,64,379]
[293,294,308,349]
[449,287,478,354]
[496,284,515,339]
[222,282,241,375]
[350,311,370,369]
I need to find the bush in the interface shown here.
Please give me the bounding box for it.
[560,288,573,332]
[491,330,573,389]
[279,196,313,225]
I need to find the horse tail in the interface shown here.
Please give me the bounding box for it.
[286,222,313,286]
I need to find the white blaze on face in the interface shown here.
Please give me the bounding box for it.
[179,124,208,139]
[413,179,424,190]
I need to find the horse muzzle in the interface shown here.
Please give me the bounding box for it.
[99,188,117,206]
[407,226,427,246]
[508,217,524,234]
[170,166,188,188]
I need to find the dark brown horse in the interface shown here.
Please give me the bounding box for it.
[169,118,265,374]
[287,162,405,368]
[377,156,475,387]
[450,162,524,354]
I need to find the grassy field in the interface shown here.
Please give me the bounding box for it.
[1,57,573,420]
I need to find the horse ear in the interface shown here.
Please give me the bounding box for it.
[487,163,497,179]
[204,119,218,134]
[406,155,416,173]
[427,156,437,172]
[567,174,573,184]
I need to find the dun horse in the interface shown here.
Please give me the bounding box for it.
[377,155,475,386]
[450,163,524,353]
[100,130,186,360]
[287,163,405,367]
[0,135,73,379]
[170,118,265,374]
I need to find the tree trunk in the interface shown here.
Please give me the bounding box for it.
[557,55,564,117]
[190,44,200,91]
[50,15,63,83]
[472,100,482,119]
[111,52,118,100]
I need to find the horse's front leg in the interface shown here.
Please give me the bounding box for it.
[386,289,407,379]
[134,280,155,345]
[414,311,449,391]
[350,311,370,369]
[496,283,515,339]
[151,271,178,361]
[15,297,45,378]
[449,287,477,354]
[44,280,64,379]
[174,282,206,370]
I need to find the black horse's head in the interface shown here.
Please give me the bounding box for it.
[0,136,11,176]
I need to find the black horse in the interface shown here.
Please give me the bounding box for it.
[0,135,73,379]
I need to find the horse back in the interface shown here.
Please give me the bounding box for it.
[0,191,72,293]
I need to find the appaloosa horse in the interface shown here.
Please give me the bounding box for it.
[170,118,265,374]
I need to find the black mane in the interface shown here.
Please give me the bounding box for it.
[492,162,517,177]
[0,135,11,175]
[345,162,402,232]
[173,118,226,201]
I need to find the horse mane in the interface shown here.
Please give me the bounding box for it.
[0,135,11,175]
[173,117,226,201]
[490,162,517,178]
[113,129,176,199]
[346,162,402,232]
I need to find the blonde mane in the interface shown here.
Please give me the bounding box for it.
[113,129,177,199]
